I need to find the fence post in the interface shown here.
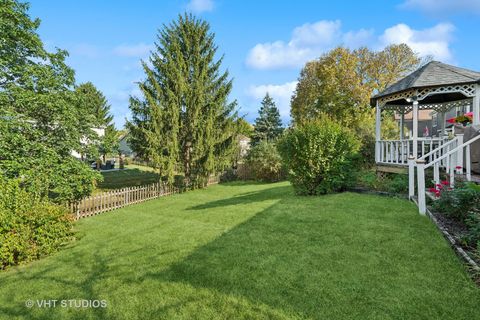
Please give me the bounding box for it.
[408,155,415,200]
[416,159,426,215]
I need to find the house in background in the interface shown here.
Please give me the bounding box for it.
[238,134,251,158]
[394,96,471,138]
[71,127,105,159]
[118,132,135,157]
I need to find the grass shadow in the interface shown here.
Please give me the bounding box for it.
[98,168,160,190]
[146,192,480,319]
[187,185,291,211]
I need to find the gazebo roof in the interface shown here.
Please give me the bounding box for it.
[372,61,480,107]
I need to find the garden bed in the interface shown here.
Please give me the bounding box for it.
[429,209,480,283]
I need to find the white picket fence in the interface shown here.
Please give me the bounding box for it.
[70,174,221,219]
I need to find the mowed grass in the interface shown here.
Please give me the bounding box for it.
[0,182,479,319]
[96,164,159,191]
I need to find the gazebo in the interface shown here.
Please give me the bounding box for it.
[370,61,480,213]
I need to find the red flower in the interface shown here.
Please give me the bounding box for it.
[455,166,462,170]
[428,187,437,193]
[441,180,450,186]
[434,191,441,197]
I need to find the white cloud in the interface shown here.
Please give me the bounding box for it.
[246,20,341,70]
[247,81,298,119]
[400,0,480,15]
[187,0,214,13]
[113,43,153,58]
[246,20,456,69]
[290,20,341,47]
[379,23,455,62]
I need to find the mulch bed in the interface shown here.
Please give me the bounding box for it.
[428,209,480,285]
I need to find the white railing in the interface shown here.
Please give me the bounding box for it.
[377,137,448,165]
[413,133,480,214]
[418,136,461,174]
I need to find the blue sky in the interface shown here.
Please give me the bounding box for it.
[29,0,480,128]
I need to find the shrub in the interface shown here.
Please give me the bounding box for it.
[277,119,360,195]
[0,177,73,269]
[355,170,408,194]
[245,141,284,182]
[432,182,480,221]
[465,212,480,247]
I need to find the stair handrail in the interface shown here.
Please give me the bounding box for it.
[424,134,480,169]
[416,131,480,214]
[418,136,457,161]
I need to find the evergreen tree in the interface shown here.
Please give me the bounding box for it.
[75,82,117,162]
[125,96,151,160]
[128,14,238,187]
[75,82,114,126]
[252,93,283,144]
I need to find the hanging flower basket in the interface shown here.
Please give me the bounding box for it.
[447,112,473,127]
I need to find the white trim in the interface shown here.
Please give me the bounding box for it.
[473,84,480,125]
[412,101,419,158]
[375,101,381,162]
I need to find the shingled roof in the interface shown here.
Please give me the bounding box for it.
[373,61,480,99]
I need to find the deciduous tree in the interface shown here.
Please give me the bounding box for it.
[0,0,100,202]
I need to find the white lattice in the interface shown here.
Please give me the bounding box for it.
[417,84,476,100]
[382,97,473,114]
[378,84,476,108]
[378,89,416,106]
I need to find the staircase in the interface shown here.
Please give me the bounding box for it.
[410,133,480,214]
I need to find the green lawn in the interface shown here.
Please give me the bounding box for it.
[1,182,479,319]
[96,164,159,191]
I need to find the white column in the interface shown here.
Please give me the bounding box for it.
[375,101,381,163]
[474,84,480,126]
[400,112,405,140]
[412,100,419,158]
[456,134,464,174]
[441,112,446,137]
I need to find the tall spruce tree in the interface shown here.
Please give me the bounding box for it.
[75,82,114,126]
[75,82,118,162]
[252,93,283,144]
[127,14,238,187]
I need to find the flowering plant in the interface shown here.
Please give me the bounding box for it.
[447,112,473,126]
[429,180,450,198]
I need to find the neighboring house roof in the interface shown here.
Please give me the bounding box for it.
[118,132,134,155]
[394,110,432,121]
[373,61,480,99]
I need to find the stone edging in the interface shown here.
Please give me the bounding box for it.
[424,205,480,272]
